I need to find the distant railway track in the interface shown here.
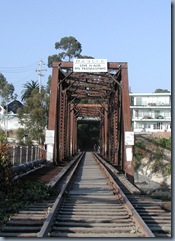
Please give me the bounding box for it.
[0,152,171,238]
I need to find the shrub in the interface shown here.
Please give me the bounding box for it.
[133,141,146,170]
[164,163,171,176]
[0,181,57,224]
[0,143,13,193]
[159,137,171,149]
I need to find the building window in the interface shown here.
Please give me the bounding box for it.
[136,97,142,105]
[147,123,151,128]
[135,110,138,118]
[136,97,147,106]
[154,110,160,118]
[153,122,163,130]
[164,111,171,118]
[136,123,143,128]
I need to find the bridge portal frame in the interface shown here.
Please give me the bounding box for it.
[48,61,134,182]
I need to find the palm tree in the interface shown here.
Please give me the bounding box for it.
[21,80,39,102]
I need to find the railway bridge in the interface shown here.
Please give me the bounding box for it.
[47,60,134,182]
[1,63,172,237]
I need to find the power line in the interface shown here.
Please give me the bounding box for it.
[0,62,38,73]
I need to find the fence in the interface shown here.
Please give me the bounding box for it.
[9,146,46,165]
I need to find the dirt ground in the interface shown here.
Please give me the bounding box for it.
[147,132,171,139]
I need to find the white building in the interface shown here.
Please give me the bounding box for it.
[129,93,171,133]
[0,100,24,131]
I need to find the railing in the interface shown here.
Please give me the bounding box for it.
[132,116,171,121]
[9,146,46,165]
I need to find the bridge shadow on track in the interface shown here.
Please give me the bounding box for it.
[20,160,70,183]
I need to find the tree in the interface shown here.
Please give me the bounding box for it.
[21,80,39,102]
[77,123,100,150]
[0,73,16,106]
[46,75,52,95]
[48,36,82,67]
[154,89,170,93]
[55,36,82,61]
[78,55,94,59]
[48,55,61,68]
[18,88,49,144]
[0,141,13,193]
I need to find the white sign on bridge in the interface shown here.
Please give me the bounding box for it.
[45,130,55,144]
[73,59,107,72]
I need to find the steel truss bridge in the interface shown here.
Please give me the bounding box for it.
[48,61,134,182]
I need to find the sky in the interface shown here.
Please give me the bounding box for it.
[0,0,171,101]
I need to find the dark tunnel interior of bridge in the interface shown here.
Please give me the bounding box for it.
[77,122,100,151]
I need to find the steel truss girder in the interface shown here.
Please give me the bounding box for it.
[48,61,134,183]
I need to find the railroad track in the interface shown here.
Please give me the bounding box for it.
[94,153,171,238]
[0,152,171,238]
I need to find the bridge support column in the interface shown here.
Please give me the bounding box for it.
[69,104,77,156]
[48,62,59,164]
[121,65,134,183]
[104,107,108,158]
[72,114,77,155]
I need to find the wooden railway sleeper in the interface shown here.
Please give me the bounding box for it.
[38,152,155,238]
[93,153,171,237]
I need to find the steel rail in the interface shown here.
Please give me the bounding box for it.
[93,153,155,237]
[93,153,171,237]
[39,152,155,238]
[1,152,170,238]
[37,152,85,237]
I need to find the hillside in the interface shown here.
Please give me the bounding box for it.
[133,133,171,200]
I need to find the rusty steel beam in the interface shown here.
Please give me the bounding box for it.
[49,61,134,182]
[112,89,119,164]
[48,65,59,164]
[55,61,127,70]
[48,64,59,130]
[121,65,134,183]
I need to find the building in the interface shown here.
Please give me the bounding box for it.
[129,93,171,133]
[0,100,24,131]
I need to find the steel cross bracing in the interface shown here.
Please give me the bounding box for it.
[48,61,134,182]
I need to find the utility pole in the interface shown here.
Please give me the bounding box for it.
[36,60,47,93]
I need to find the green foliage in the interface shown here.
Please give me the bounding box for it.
[153,147,163,160]
[154,89,170,93]
[151,159,161,173]
[0,181,57,224]
[151,147,171,175]
[21,80,39,102]
[77,123,100,150]
[48,36,94,67]
[133,140,146,170]
[78,55,94,59]
[46,75,52,94]
[15,128,32,145]
[16,128,25,141]
[0,129,6,143]
[164,163,171,175]
[134,137,171,176]
[48,36,82,67]
[55,36,82,61]
[0,73,16,105]
[48,54,61,68]
[159,137,171,149]
[18,88,49,144]
[0,143,13,193]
